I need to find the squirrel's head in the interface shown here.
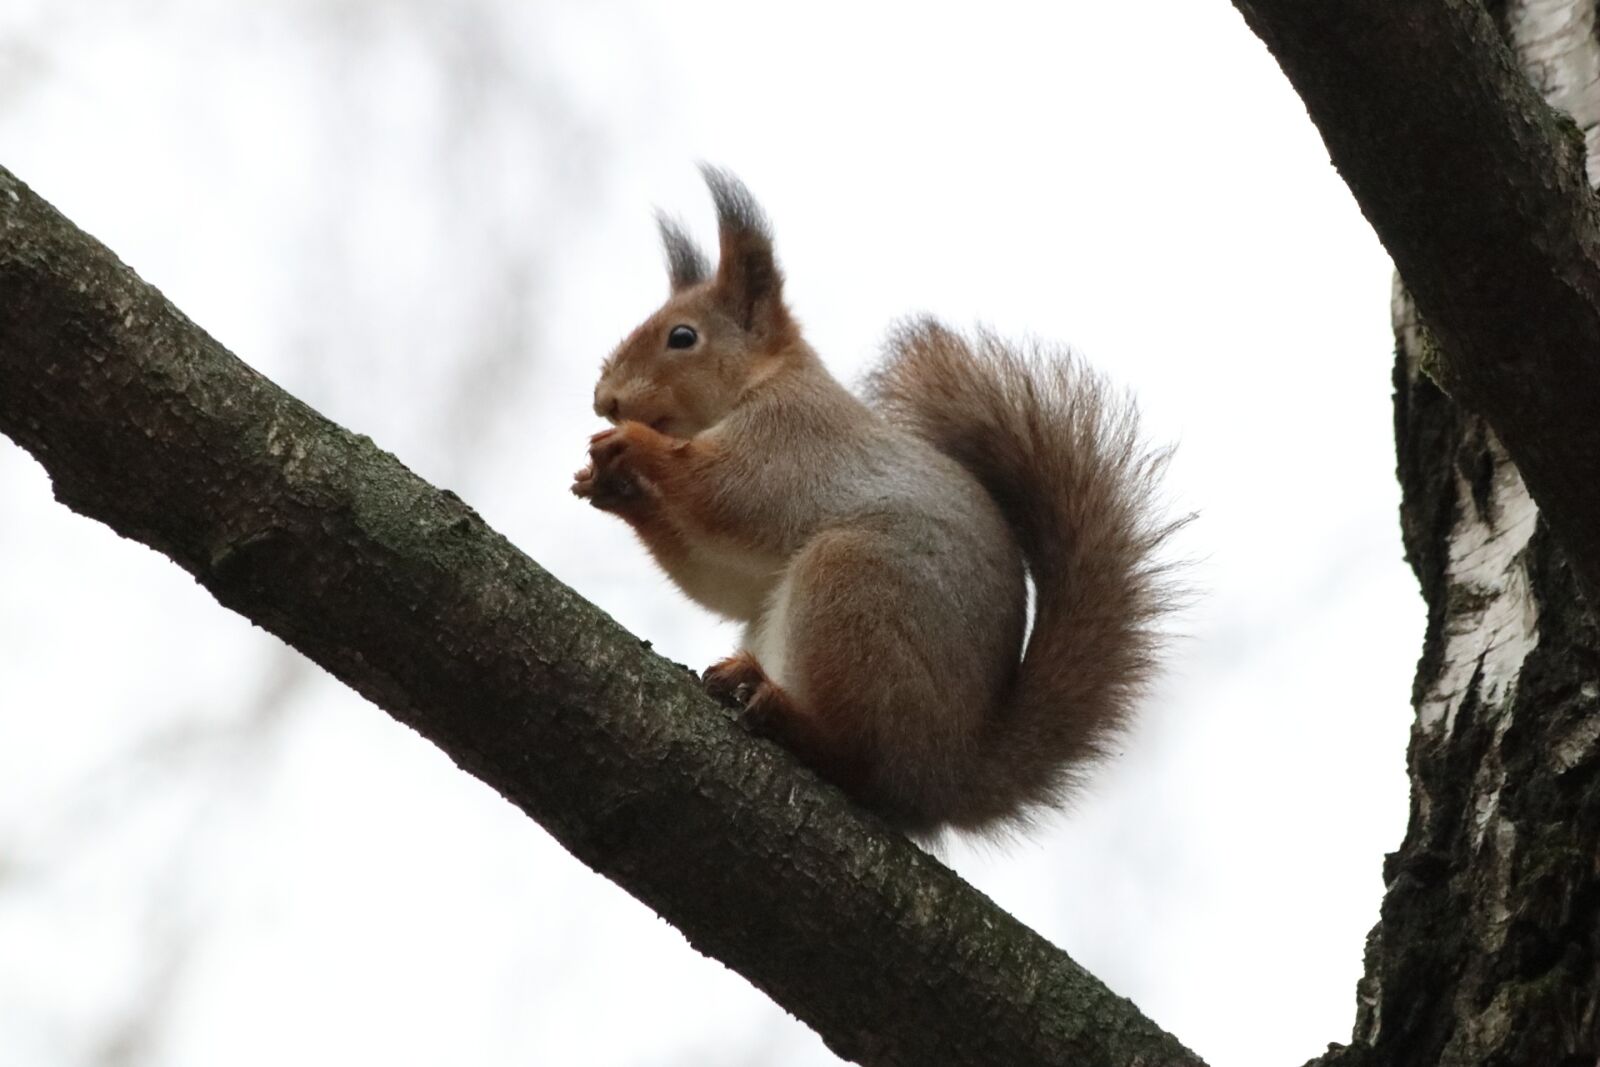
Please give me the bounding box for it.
[594,167,799,438]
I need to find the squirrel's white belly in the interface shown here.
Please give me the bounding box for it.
[744,568,798,693]
[671,536,783,622]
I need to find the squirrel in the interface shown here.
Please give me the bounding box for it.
[572,167,1182,837]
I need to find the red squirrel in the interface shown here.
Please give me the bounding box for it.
[573,168,1182,836]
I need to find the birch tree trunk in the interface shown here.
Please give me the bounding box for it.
[1320,3,1600,1063]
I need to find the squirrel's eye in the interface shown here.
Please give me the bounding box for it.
[667,325,698,350]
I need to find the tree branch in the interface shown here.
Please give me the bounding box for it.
[1231,0,1600,606]
[0,166,1200,1067]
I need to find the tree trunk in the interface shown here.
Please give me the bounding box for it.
[1363,290,1600,1067]
[1262,2,1600,1064]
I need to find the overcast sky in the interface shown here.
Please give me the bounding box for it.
[0,3,1418,1065]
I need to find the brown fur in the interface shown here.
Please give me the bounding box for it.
[866,324,1187,829]
[705,650,872,798]
[573,169,1183,837]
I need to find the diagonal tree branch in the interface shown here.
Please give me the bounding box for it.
[0,166,1200,1067]
[1231,0,1600,607]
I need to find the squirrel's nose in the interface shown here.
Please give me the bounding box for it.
[594,389,621,423]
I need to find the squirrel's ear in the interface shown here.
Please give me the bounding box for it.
[700,165,788,335]
[657,213,709,292]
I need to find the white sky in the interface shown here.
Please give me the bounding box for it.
[0,2,1418,1065]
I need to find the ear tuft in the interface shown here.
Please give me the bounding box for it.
[699,164,773,245]
[656,213,710,292]
[698,164,787,333]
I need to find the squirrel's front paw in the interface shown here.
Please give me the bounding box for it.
[579,426,655,512]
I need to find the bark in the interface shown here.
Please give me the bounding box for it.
[1234,2,1600,1066]
[1231,0,1600,610]
[1356,290,1600,1067]
[0,166,1201,1067]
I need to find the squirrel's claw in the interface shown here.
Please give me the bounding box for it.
[703,652,770,709]
[571,463,597,499]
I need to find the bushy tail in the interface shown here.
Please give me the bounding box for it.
[867,318,1186,832]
